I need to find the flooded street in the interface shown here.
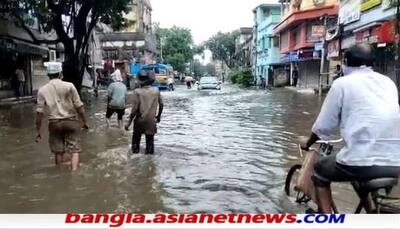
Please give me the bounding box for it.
[0,85,324,213]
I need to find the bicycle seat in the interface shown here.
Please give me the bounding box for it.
[362,178,398,191]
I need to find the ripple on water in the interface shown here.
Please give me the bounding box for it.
[0,85,322,213]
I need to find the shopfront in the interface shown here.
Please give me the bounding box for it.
[0,38,48,99]
[279,49,321,88]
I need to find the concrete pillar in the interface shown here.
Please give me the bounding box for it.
[290,62,294,86]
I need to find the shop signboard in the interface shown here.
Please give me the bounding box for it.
[0,39,16,51]
[355,26,382,44]
[341,35,356,49]
[314,42,323,51]
[382,0,395,9]
[289,52,299,62]
[311,26,325,38]
[313,0,325,6]
[327,39,340,58]
[360,0,382,12]
[377,21,395,43]
[339,0,361,25]
[313,51,321,59]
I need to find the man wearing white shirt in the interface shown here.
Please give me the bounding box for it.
[301,44,400,213]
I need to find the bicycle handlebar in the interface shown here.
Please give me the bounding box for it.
[315,139,343,144]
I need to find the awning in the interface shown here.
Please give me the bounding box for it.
[273,5,338,34]
[13,39,49,55]
[0,38,48,56]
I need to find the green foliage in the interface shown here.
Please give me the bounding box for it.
[192,60,216,77]
[155,25,194,72]
[0,0,132,90]
[205,63,216,76]
[205,30,239,68]
[229,69,252,87]
[193,59,205,77]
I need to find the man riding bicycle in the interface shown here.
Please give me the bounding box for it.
[301,44,400,213]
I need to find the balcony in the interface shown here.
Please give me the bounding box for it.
[274,4,338,34]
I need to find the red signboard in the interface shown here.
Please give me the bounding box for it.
[378,21,395,43]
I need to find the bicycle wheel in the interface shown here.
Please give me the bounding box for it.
[284,164,311,203]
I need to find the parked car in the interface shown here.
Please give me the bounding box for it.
[196,77,221,90]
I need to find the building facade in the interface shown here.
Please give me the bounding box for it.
[0,19,50,100]
[100,0,156,77]
[339,0,398,86]
[124,0,153,34]
[234,27,253,69]
[253,4,282,86]
[274,0,339,88]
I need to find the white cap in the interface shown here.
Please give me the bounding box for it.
[44,62,62,74]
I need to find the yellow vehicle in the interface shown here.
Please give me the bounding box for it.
[141,64,173,90]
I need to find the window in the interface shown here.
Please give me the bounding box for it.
[262,37,266,49]
[291,27,301,46]
[281,32,289,49]
[273,37,279,47]
[263,9,270,18]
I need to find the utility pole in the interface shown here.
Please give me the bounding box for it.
[319,15,328,97]
[160,37,164,63]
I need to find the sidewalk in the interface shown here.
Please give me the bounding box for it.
[0,96,36,107]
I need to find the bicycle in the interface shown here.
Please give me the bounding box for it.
[284,139,400,213]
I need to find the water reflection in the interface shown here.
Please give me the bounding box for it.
[0,85,322,213]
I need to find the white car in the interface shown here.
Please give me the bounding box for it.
[197,77,221,90]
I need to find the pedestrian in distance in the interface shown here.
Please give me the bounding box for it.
[15,67,25,97]
[35,62,89,171]
[185,76,193,89]
[333,64,343,81]
[125,70,164,155]
[106,70,128,129]
[292,66,299,87]
[167,77,175,91]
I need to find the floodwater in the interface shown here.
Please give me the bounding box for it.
[0,84,325,213]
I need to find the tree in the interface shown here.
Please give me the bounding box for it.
[192,59,205,77]
[205,63,216,76]
[0,0,131,91]
[154,25,194,72]
[205,31,239,69]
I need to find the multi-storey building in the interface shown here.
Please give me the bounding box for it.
[339,0,398,86]
[253,4,282,86]
[274,0,339,88]
[99,0,156,76]
[234,27,253,69]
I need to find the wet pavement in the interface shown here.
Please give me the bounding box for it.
[0,84,326,213]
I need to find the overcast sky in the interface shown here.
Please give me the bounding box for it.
[152,0,279,44]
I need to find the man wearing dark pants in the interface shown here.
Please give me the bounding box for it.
[125,70,163,154]
[106,71,127,129]
[301,44,400,213]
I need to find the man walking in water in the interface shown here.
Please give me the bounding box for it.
[106,70,127,129]
[125,70,163,154]
[35,62,89,171]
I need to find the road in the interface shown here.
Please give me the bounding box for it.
[0,84,353,213]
